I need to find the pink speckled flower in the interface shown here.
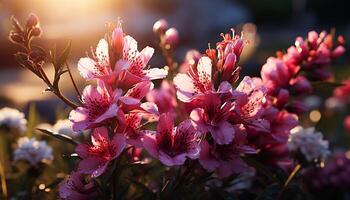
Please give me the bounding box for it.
[76,127,126,177]
[142,113,200,166]
[69,80,122,132]
[173,56,214,102]
[199,125,256,178]
[59,171,98,200]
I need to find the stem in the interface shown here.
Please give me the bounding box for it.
[66,63,82,100]
[277,163,301,199]
[52,89,78,109]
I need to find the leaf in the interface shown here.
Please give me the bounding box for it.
[56,40,71,71]
[26,103,36,137]
[36,128,78,146]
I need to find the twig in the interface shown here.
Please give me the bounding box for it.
[66,63,82,100]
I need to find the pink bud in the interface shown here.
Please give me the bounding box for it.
[153,19,168,35]
[164,28,179,46]
[289,76,312,94]
[31,27,41,37]
[308,31,318,48]
[221,53,236,81]
[112,27,124,58]
[332,46,345,58]
[26,13,39,28]
[276,89,289,108]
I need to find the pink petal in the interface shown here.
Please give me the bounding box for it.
[123,35,138,60]
[96,39,109,67]
[145,68,168,80]
[159,151,186,166]
[199,141,220,171]
[173,73,196,102]
[157,113,174,135]
[111,134,126,159]
[210,121,234,145]
[141,132,158,158]
[126,81,154,99]
[94,104,119,123]
[91,127,109,146]
[197,56,212,86]
[77,57,97,80]
[77,157,109,177]
[138,46,154,68]
[69,107,89,132]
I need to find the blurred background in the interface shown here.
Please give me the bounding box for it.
[0,0,349,121]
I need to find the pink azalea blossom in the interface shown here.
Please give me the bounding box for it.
[59,171,98,200]
[190,92,235,145]
[76,127,126,177]
[173,56,214,102]
[142,113,200,166]
[199,124,256,178]
[78,26,167,87]
[146,80,177,116]
[69,80,122,132]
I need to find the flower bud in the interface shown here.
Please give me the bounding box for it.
[164,28,179,46]
[31,27,41,37]
[112,27,124,58]
[9,32,24,44]
[153,19,168,35]
[344,116,350,134]
[290,76,312,95]
[26,13,39,28]
[332,46,345,58]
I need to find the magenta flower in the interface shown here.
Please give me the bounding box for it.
[190,92,235,145]
[78,26,167,87]
[69,80,122,132]
[146,80,177,116]
[75,127,126,177]
[142,113,200,166]
[173,56,214,102]
[199,125,256,178]
[231,76,268,133]
[261,57,293,94]
[59,171,98,200]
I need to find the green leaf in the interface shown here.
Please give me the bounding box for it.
[36,128,78,146]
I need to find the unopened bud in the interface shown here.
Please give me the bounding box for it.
[31,27,42,37]
[26,13,39,28]
[164,27,179,46]
[153,19,168,35]
[112,27,124,58]
[9,32,24,43]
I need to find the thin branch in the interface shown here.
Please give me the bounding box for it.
[66,63,82,100]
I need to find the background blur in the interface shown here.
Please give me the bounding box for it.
[0,0,349,121]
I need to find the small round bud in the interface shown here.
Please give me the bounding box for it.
[153,19,168,35]
[31,27,42,37]
[26,13,39,28]
[164,27,179,46]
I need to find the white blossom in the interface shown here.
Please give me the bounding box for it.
[0,107,27,133]
[14,137,53,166]
[288,126,330,162]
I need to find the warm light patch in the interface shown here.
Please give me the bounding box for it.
[309,110,321,122]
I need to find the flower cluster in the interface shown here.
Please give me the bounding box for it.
[288,126,330,163]
[13,137,53,166]
[261,31,345,114]
[0,107,27,133]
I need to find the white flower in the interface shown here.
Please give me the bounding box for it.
[288,126,330,162]
[14,137,53,166]
[0,107,27,133]
[53,119,76,137]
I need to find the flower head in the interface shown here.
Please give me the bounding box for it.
[59,171,99,200]
[69,80,122,132]
[142,113,200,166]
[76,127,126,177]
[0,107,27,133]
[288,126,330,163]
[13,137,53,166]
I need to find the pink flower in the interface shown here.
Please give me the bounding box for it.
[77,38,115,82]
[146,80,177,116]
[69,80,122,132]
[59,171,98,200]
[76,127,126,177]
[261,57,293,94]
[231,76,268,133]
[199,125,256,178]
[334,80,350,103]
[173,56,214,102]
[78,26,167,88]
[142,113,200,166]
[164,27,179,46]
[190,93,235,145]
